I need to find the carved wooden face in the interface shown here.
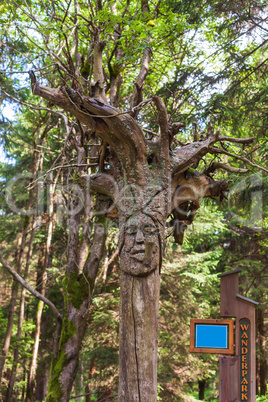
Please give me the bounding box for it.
[120,213,160,276]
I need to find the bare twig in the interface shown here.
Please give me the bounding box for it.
[1,88,66,116]
[27,163,99,188]
[0,64,57,75]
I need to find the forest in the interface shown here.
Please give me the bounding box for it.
[0,0,267,400]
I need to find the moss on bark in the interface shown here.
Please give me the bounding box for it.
[62,272,93,309]
[46,317,77,401]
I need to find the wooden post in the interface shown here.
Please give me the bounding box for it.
[218,270,258,402]
[219,269,240,317]
[236,295,258,401]
[219,355,239,400]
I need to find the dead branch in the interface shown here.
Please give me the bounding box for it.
[210,147,268,174]
[205,162,250,174]
[217,135,256,145]
[152,96,169,159]
[0,255,62,321]
[27,164,98,188]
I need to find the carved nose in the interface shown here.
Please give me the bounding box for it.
[135,228,144,242]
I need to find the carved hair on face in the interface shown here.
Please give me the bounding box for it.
[120,212,161,276]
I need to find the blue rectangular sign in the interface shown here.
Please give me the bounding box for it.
[195,324,228,349]
[190,319,234,354]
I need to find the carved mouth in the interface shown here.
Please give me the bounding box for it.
[131,249,145,261]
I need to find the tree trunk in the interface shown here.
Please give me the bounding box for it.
[0,143,41,394]
[35,364,50,401]
[27,298,45,400]
[45,299,91,402]
[119,270,160,401]
[45,198,107,401]
[118,195,166,401]
[27,172,57,401]
[0,218,30,387]
[198,379,206,400]
[85,384,91,402]
[5,214,37,401]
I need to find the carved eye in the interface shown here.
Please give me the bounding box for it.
[126,226,137,235]
[143,225,157,234]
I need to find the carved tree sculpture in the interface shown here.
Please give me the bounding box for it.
[29,50,255,399]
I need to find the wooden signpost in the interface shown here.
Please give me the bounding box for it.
[190,269,258,401]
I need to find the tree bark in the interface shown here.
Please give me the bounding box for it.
[35,365,50,401]
[119,270,160,401]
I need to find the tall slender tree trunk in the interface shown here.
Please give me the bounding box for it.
[0,141,42,394]
[4,213,37,401]
[0,218,30,388]
[27,173,56,401]
[35,364,50,401]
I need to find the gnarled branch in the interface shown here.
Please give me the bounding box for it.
[172,133,219,176]
[81,173,118,200]
[29,72,148,184]
[130,47,152,118]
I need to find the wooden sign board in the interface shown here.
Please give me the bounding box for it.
[190,319,234,354]
[240,318,251,401]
